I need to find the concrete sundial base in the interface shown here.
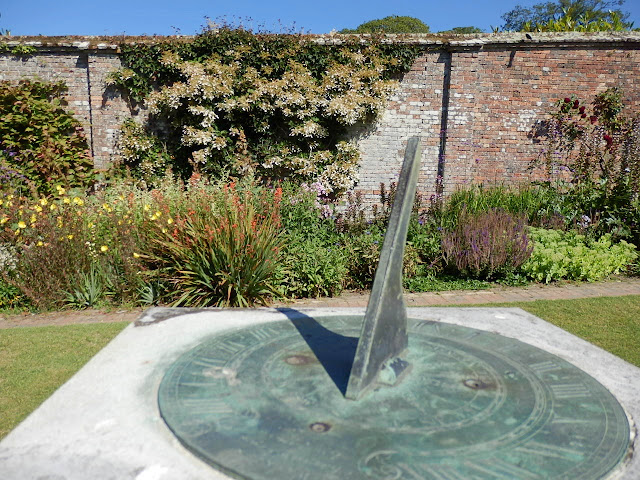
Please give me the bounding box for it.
[0,306,637,480]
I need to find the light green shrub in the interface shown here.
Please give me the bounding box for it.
[521,228,638,283]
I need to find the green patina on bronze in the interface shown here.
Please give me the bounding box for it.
[158,315,631,479]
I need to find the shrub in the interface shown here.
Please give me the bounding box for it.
[521,227,638,283]
[441,209,533,280]
[277,236,348,298]
[147,181,283,307]
[0,79,94,195]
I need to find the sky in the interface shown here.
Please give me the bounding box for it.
[2,0,640,37]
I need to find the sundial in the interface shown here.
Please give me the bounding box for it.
[158,138,632,479]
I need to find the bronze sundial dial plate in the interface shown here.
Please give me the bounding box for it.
[158,315,631,480]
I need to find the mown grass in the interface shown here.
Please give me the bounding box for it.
[491,295,640,368]
[0,322,129,439]
[0,295,639,441]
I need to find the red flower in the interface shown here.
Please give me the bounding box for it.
[579,106,586,114]
[590,116,598,124]
[603,134,613,148]
[564,97,571,103]
[573,100,580,109]
[581,113,587,119]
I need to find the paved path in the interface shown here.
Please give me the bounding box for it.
[276,276,640,308]
[1,276,639,329]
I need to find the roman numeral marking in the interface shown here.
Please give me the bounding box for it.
[180,398,233,415]
[550,383,590,399]
[529,360,561,374]
[215,339,248,355]
[466,458,541,479]
[193,356,226,369]
[515,440,584,462]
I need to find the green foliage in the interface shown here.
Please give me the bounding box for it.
[0,277,27,310]
[522,8,632,31]
[277,182,347,297]
[438,26,484,34]
[0,79,94,195]
[501,0,632,31]
[113,119,174,186]
[441,184,566,229]
[340,16,430,34]
[521,227,637,282]
[65,265,111,309]
[147,181,283,307]
[107,28,421,193]
[277,236,348,298]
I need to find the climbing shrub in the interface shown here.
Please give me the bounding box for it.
[0,79,94,195]
[107,28,421,194]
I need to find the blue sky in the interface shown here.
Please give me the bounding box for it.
[2,0,640,36]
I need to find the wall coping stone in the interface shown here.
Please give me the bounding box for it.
[2,32,640,53]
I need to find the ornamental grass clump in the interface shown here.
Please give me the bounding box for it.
[147,181,283,307]
[441,209,533,280]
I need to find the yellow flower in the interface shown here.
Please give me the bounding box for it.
[67,234,74,240]
[37,241,44,247]
[72,197,84,206]
[0,199,3,206]
[63,197,71,204]
[133,252,141,258]
[17,221,26,229]
[167,218,174,225]
[50,204,57,211]
[56,185,66,195]
[100,245,109,252]
[34,205,43,213]
[0,216,8,225]
[143,204,151,212]
[39,198,48,206]
[30,214,37,224]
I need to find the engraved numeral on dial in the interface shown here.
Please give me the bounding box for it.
[515,440,584,462]
[465,458,540,479]
[180,397,233,415]
[550,383,591,399]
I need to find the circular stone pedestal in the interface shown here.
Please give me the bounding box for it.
[158,316,632,479]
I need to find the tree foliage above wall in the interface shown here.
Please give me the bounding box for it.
[339,16,430,34]
[107,27,422,193]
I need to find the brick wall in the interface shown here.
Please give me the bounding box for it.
[1,33,639,198]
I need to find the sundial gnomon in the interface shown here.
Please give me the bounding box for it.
[158,137,632,479]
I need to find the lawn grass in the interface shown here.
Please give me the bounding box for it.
[0,295,638,441]
[489,295,640,368]
[0,322,129,439]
